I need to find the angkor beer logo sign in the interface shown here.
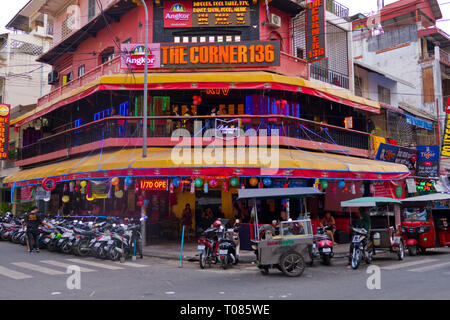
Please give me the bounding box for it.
[164,1,192,28]
[306,0,326,63]
[120,43,161,69]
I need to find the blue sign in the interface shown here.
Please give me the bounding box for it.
[416,145,440,177]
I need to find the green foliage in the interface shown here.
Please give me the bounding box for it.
[0,202,11,215]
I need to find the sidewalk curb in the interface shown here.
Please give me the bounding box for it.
[142,251,256,264]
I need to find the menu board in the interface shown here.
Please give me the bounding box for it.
[192,0,250,27]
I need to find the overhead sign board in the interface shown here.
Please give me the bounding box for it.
[120,43,161,69]
[306,0,326,63]
[0,104,10,160]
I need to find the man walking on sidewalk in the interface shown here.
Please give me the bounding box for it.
[24,206,50,254]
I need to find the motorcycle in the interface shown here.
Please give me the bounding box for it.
[217,220,240,270]
[198,226,219,269]
[311,225,334,265]
[349,226,373,270]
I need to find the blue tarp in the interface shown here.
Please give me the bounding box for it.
[405,114,433,131]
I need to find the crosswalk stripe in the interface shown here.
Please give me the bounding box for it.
[11,262,65,275]
[381,258,438,270]
[114,262,148,268]
[0,265,33,280]
[40,260,96,272]
[66,258,124,270]
[408,261,450,272]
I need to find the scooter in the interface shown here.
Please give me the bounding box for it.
[311,225,334,265]
[349,226,373,270]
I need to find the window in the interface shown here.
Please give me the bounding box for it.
[88,0,96,21]
[94,108,112,121]
[378,85,391,105]
[101,49,114,64]
[61,72,73,85]
[74,118,83,128]
[78,65,85,77]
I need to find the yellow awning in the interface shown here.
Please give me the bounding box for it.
[4,147,409,186]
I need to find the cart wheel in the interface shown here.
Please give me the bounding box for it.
[397,242,405,260]
[279,252,306,277]
[408,245,417,256]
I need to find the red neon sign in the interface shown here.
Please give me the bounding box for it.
[139,179,168,191]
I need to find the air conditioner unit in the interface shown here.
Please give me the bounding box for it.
[48,70,59,85]
[268,13,281,28]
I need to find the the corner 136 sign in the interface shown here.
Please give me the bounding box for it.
[306,0,326,63]
[0,104,10,160]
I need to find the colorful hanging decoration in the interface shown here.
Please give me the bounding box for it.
[370,183,375,194]
[320,180,328,190]
[338,180,346,189]
[115,190,124,198]
[87,181,92,198]
[194,178,203,188]
[230,177,239,187]
[263,177,272,187]
[351,182,356,195]
[169,182,174,193]
[62,195,70,203]
[143,199,150,207]
[111,177,119,186]
[190,180,195,193]
[360,184,365,195]
[209,178,218,188]
[179,179,184,192]
[81,187,86,195]
[284,179,289,188]
[223,180,229,192]
[80,181,87,188]
[249,177,258,187]
[258,181,263,189]
[125,177,133,186]
[173,178,180,188]
[86,194,94,201]
[204,182,209,193]
[69,182,74,192]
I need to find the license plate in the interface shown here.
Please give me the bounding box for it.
[393,237,401,244]
[322,247,332,253]
[352,235,361,243]
[197,245,205,251]
[94,243,101,247]
[219,249,228,255]
[107,240,114,245]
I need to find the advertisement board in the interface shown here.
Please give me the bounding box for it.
[306,0,326,63]
[0,104,10,160]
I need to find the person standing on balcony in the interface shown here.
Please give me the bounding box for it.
[183,106,195,134]
[169,105,182,133]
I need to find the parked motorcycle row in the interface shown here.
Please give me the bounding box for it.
[0,215,143,261]
[197,218,241,270]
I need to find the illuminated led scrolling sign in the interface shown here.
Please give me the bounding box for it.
[306,0,326,63]
[0,104,10,160]
[164,0,251,28]
[160,41,280,68]
[140,179,168,191]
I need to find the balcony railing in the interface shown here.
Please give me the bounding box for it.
[37,52,308,109]
[18,115,370,163]
[309,65,349,89]
[326,0,350,18]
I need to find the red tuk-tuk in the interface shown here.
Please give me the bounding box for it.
[401,193,450,256]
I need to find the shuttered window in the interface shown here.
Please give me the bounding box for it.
[422,67,435,103]
[88,0,96,21]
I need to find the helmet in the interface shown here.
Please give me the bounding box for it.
[213,220,222,228]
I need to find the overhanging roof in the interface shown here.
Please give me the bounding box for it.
[402,193,450,203]
[398,101,436,122]
[341,197,402,207]
[354,61,415,88]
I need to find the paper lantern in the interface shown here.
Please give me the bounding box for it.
[351,182,356,195]
[80,181,87,188]
[137,201,144,207]
[320,180,328,190]
[62,195,70,203]
[395,186,403,198]
[190,180,195,193]
[338,180,346,189]
[144,199,150,206]
[69,182,74,192]
[138,195,144,202]
[263,178,272,187]
[173,178,180,188]
[111,177,119,186]
[249,177,258,187]
[125,177,133,186]
[204,182,209,193]
[86,195,94,201]
[223,180,229,192]
[258,182,263,189]
[230,177,239,187]
[194,178,203,188]
[209,178,218,188]
[115,190,124,198]
[240,183,245,189]
[169,182,174,193]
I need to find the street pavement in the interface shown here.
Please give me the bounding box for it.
[0,241,449,300]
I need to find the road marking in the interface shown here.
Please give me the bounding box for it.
[408,261,450,272]
[66,258,124,270]
[40,260,96,272]
[381,259,438,270]
[114,262,148,268]
[0,265,33,280]
[11,262,65,275]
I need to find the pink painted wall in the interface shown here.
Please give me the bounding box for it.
[259,2,293,55]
